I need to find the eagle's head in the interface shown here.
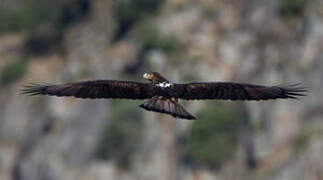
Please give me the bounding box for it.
[143,72,168,83]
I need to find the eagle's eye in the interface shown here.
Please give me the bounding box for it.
[143,73,153,80]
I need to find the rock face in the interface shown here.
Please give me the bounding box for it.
[0,0,322,180]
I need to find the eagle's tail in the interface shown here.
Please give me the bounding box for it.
[140,96,196,120]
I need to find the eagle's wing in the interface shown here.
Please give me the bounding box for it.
[21,80,156,99]
[172,82,307,100]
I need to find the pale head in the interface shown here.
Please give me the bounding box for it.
[143,72,154,81]
[143,72,169,83]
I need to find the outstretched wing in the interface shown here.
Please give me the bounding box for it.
[21,80,156,99]
[172,82,307,100]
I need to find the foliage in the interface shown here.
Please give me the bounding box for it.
[0,0,90,54]
[182,102,248,169]
[0,57,29,86]
[0,0,61,33]
[113,0,165,40]
[293,127,314,153]
[123,21,180,74]
[201,2,218,19]
[95,101,143,169]
[279,0,308,17]
[134,21,179,53]
[0,4,32,32]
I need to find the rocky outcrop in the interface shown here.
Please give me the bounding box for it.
[0,0,322,180]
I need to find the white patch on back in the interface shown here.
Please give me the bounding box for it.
[157,82,172,88]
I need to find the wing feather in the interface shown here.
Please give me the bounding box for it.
[172,82,307,100]
[21,80,156,99]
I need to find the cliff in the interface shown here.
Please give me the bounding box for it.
[0,0,322,179]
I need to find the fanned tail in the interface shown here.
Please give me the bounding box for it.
[140,96,196,120]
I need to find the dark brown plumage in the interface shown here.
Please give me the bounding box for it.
[22,72,307,120]
[170,82,306,100]
[22,81,155,99]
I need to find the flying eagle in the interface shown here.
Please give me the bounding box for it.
[22,72,306,120]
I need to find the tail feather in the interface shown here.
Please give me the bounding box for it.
[140,97,196,120]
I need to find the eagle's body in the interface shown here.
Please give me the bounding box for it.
[22,72,306,120]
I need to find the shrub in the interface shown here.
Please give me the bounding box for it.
[134,21,179,53]
[113,0,165,40]
[0,56,29,86]
[182,102,248,169]
[123,21,180,74]
[293,127,314,153]
[279,0,308,17]
[0,0,90,54]
[95,101,143,169]
[0,4,37,32]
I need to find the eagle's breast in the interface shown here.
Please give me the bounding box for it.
[155,82,174,97]
[156,82,172,88]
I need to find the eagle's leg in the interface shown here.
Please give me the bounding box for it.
[140,96,196,120]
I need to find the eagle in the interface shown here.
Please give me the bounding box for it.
[22,72,306,120]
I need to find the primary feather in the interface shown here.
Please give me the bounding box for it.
[21,72,307,120]
[21,80,156,99]
[171,82,307,100]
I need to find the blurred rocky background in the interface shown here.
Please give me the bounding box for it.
[0,0,322,179]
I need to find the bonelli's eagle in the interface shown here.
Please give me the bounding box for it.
[22,72,306,120]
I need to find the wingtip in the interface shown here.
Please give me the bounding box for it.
[20,83,51,96]
[282,83,308,99]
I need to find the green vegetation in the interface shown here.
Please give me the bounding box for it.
[124,21,180,73]
[293,127,314,153]
[95,101,143,169]
[279,0,308,17]
[0,57,29,86]
[0,0,63,33]
[201,2,218,19]
[134,21,179,53]
[113,0,165,40]
[0,0,90,54]
[183,102,248,169]
[0,4,33,32]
